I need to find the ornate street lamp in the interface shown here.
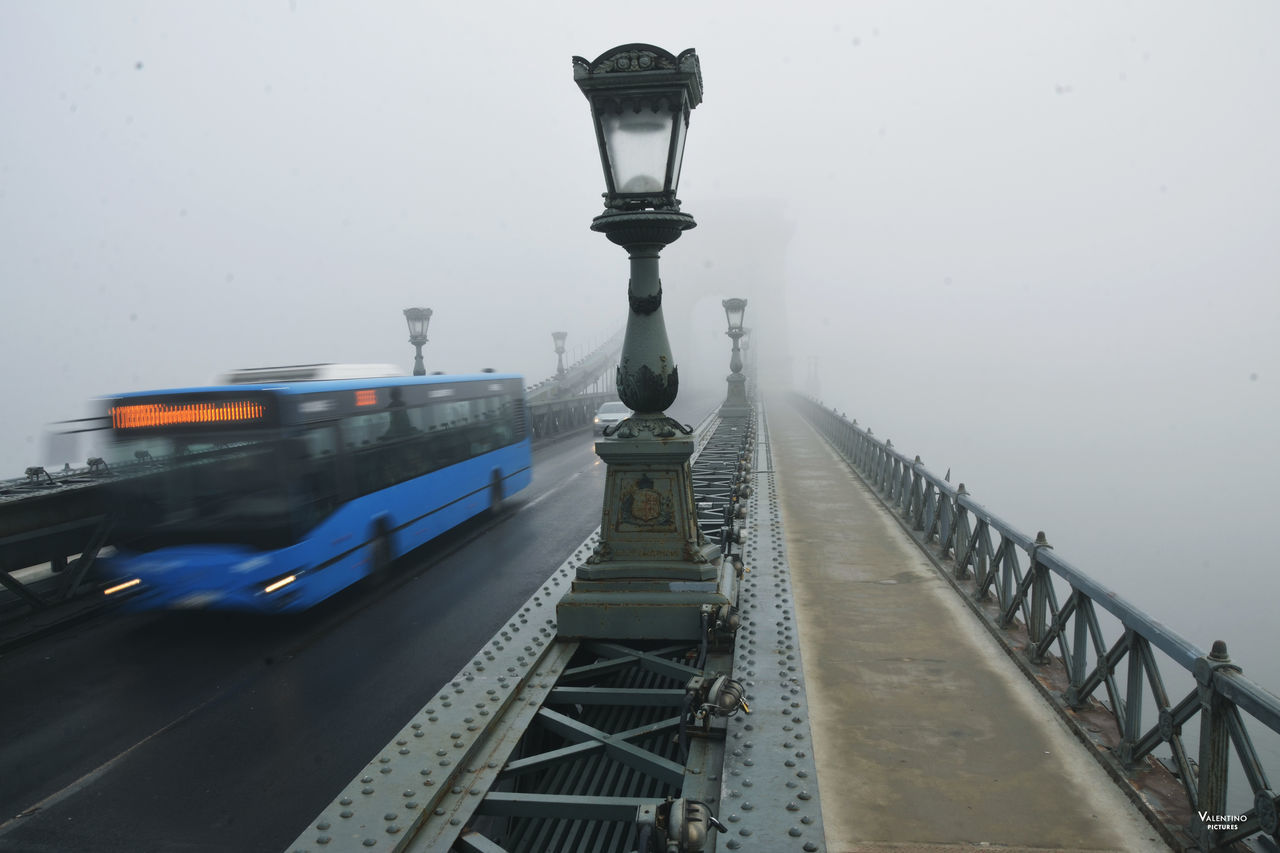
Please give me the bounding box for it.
[559,44,728,641]
[552,331,568,378]
[573,43,702,414]
[719,298,749,417]
[403,307,432,376]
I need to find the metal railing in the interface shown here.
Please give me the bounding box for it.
[794,394,1280,852]
[526,392,615,441]
[526,329,623,404]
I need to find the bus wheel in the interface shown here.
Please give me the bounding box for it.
[489,469,504,515]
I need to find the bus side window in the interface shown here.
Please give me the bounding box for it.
[296,426,341,527]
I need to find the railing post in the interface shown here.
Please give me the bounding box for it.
[952,485,971,579]
[1064,592,1091,708]
[1193,640,1240,850]
[909,457,925,530]
[1119,631,1145,768]
[1028,532,1052,663]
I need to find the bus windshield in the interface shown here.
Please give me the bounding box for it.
[110,431,299,550]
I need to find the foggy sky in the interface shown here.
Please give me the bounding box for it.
[2,5,1278,688]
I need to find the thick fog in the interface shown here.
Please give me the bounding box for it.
[2,6,1277,684]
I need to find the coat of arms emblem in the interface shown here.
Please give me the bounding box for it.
[631,487,662,521]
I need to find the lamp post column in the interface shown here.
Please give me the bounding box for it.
[579,210,719,580]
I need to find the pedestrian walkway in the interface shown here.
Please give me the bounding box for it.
[768,402,1169,853]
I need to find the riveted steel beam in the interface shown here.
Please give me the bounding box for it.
[716,402,827,852]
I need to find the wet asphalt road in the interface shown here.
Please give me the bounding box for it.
[0,429,612,853]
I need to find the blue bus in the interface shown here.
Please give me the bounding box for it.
[98,367,532,612]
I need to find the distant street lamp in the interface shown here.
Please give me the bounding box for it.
[719,298,749,418]
[552,331,568,378]
[403,307,432,376]
[558,43,728,641]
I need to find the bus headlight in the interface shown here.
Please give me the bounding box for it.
[263,574,298,594]
[104,578,142,596]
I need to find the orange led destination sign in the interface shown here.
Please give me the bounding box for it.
[354,389,378,407]
[111,400,267,429]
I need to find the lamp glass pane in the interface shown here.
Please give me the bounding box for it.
[669,111,688,192]
[404,309,430,338]
[602,108,675,194]
[723,299,746,330]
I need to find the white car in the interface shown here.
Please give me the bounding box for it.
[593,401,630,435]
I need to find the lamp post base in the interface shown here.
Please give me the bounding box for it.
[557,559,738,640]
[719,374,750,418]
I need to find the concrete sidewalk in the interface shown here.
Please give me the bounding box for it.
[768,402,1168,853]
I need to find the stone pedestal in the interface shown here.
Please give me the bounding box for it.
[580,429,718,579]
[556,418,733,639]
[719,374,750,418]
